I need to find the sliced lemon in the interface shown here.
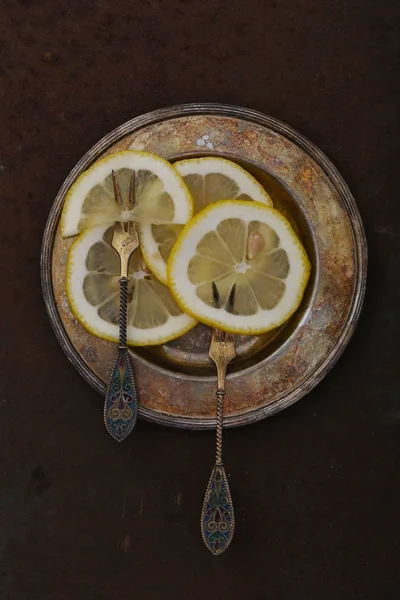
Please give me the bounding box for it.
[60,150,193,239]
[175,157,272,211]
[142,156,272,283]
[168,200,310,335]
[66,225,196,346]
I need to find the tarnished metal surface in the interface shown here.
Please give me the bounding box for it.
[42,104,367,429]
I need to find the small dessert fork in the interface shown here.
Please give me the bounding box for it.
[104,170,139,442]
[201,282,236,555]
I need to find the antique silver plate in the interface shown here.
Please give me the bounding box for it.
[41,103,367,429]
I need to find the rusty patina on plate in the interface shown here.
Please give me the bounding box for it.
[41,104,367,429]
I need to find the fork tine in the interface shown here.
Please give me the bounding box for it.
[211,282,222,342]
[224,285,237,344]
[127,172,138,235]
[211,281,237,342]
[112,170,123,209]
[225,333,235,346]
[226,283,236,314]
[127,219,137,234]
[212,281,221,308]
[129,171,136,209]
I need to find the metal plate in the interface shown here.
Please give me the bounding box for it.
[41,103,367,429]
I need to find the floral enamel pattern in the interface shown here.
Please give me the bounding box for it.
[201,464,235,555]
[104,348,138,442]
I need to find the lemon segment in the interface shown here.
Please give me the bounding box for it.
[168,200,310,335]
[66,225,196,346]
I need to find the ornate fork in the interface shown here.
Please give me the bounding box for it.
[104,170,139,442]
[201,282,236,555]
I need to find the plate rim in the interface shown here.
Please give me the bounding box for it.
[41,103,367,429]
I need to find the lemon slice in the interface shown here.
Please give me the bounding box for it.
[175,157,272,211]
[141,156,273,283]
[60,150,193,238]
[168,200,310,334]
[66,225,196,346]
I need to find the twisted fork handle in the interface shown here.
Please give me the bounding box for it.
[215,389,225,465]
[104,277,138,442]
[118,277,128,346]
[201,386,235,555]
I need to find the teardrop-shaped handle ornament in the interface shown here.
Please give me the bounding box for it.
[104,347,138,442]
[201,464,235,555]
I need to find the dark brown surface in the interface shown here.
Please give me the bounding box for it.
[0,1,399,599]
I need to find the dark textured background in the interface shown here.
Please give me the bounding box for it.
[1,1,399,599]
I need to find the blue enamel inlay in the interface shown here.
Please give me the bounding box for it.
[104,348,137,441]
[202,464,234,554]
